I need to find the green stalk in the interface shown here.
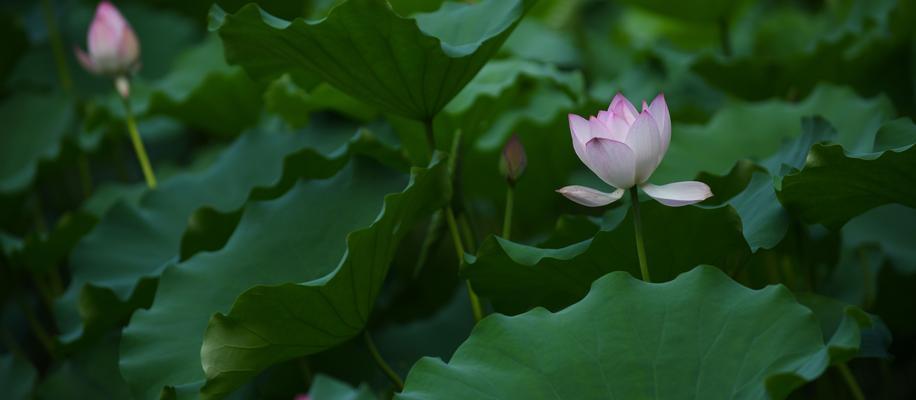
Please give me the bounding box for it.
[446,206,483,322]
[458,213,476,253]
[40,0,72,92]
[502,186,514,240]
[363,331,404,391]
[121,94,157,189]
[425,120,483,322]
[629,188,651,282]
[836,362,865,400]
[412,210,443,279]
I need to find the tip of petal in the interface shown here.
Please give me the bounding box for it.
[650,92,668,108]
[95,1,121,20]
[73,47,98,74]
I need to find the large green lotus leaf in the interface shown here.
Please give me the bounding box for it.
[464,201,750,314]
[209,0,534,120]
[34,333,131,400]
[0,92,74,194]
[777,120,916,230]
[0,354,36,400]
[399,266,838,400]
[56,121,380,345]
[653,84,894,184]
[119,156,448,399]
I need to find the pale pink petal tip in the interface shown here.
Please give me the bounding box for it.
[641,181,713,207]
[556,185,625,207]
[74,47,97,74]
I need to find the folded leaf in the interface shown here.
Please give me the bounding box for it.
[56,121,386,345]
[119,156,448,399]
[209,0,534,120]
[778,119,916,229]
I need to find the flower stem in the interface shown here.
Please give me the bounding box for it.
[412,210,443,279]
[40,0,72,93]
[502,186,514,240]
[446,206,483,322]
[836,362,865,400]
[363,331,404,391]
[427,120,484,323]
[629,188,651,282]
[121,95,157,189]
[458,214,476,253]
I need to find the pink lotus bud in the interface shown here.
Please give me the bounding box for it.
[500,134,527,185]
[557,93,713,208]
[75,1,140,77]
[293,395,310,400]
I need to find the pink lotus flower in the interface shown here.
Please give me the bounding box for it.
[557,93,712,207]
[75,1,140,78]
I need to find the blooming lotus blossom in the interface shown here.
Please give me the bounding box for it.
[75,1,140,91]
[557,93,712,207]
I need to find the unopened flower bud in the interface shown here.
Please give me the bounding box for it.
[74,1,140,79]
[500,134,527,186]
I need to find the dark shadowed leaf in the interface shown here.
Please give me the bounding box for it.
[464,201,750,314]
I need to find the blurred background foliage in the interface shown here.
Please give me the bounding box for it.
[0,0,914,399]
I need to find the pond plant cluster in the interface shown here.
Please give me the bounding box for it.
[1,0,915,399]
